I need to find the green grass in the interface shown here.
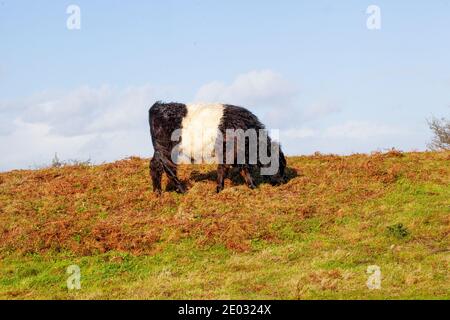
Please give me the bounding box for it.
[0,152,449,299]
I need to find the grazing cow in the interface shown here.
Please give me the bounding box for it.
[148,102,287,193]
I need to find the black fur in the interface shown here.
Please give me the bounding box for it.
[216,105,286,192]
[219,104,265,131]
[149,102,187,193]
[148,102,287,194]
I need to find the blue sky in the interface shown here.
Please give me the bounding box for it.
[1,0,449,170]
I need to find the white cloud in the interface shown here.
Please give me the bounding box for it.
[279,121,408,142]
[0,84,176,171]
[0,115,15,135]
[20,85,162,137]
[281,127,316,139]
[195,70,296,107]
[194,70,341,129]
[323,121,408,139]
[195,69,297,107]
[1,72,299,170]
[278,120,418,155]
[0,120,92,170]
[302,101,341,120]
[0,71,426,171]
[195,69,301,128]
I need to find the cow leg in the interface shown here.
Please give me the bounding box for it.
[151,151,186,194]
[216,164,230,193]
[158,152,186,194]
[164,164,186,193]
[150,153,163,194]
[240,166,256,189]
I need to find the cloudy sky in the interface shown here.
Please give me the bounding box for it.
[1,1,449,171]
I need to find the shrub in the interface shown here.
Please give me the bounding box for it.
[427,117,450,151]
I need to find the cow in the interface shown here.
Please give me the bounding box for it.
[148,102,287,194]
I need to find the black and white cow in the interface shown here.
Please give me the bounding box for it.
[148,102,287,193]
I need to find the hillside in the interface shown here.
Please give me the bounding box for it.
[0,151,449,299]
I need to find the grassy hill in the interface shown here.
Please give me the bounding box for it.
[0,151,448,299]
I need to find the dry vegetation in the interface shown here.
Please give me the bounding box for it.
[0,151,449,299]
